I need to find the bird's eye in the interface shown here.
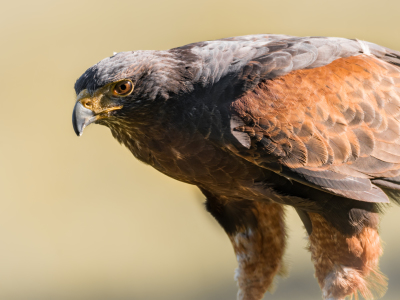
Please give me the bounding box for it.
[113,80,134,96]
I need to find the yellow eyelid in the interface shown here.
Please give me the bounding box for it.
[112,79,134,97]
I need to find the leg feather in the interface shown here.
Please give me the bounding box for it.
[308,213,387,300]
[229,202,287,300]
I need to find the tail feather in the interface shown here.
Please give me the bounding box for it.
[372,176,400,204]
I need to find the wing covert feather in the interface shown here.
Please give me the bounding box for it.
[229,55,400,203]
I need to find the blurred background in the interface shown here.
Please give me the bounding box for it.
[1,0,400,299]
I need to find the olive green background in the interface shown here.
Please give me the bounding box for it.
[1,0,400,299]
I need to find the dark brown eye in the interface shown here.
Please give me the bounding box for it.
[113,80,133,96]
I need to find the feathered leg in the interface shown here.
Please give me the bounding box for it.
[308,213,387,300]
[230,202,286,300]
[202,190,286,300]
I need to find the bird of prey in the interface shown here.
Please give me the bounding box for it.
[72,34,400,300]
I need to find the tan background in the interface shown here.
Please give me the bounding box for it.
[1,0,400,299]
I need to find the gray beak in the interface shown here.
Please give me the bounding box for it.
[72,101,96,136]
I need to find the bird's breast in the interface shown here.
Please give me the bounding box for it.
[123,131,286,202]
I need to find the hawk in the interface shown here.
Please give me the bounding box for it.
[72,35,400,300]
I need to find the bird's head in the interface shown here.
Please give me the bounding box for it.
[72,50,195,136]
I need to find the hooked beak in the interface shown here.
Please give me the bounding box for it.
[72,101,96,136]
[72,88,123,136]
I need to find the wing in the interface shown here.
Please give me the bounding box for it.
[228,52,400,204]
[173,34,398,93]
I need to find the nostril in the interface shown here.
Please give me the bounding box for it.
[83,101,92,109]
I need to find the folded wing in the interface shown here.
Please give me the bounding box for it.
[229,53,400,203]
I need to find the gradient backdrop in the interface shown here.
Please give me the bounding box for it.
[1,0,400,299]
